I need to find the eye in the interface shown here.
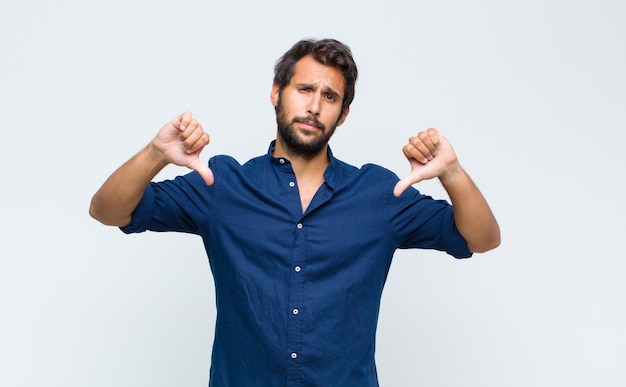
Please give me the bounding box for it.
[324,94,337,102]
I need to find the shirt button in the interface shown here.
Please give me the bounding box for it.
[292,308,299,315]
[297,223,303,229]
[294,266,301,272]
[291,352,298,359]
[289,181,295,187]
[279,159,285,164]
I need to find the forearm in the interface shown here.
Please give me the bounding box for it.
[439,164,500,253]
[89,143,168,227]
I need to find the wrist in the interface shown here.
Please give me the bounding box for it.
[438,162,464,186]
[143,142,170,170]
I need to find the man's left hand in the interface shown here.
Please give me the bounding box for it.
[393,128,460,197]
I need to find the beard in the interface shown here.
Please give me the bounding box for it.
[275,95,338,159]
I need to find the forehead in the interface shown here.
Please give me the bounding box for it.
[291,55,346,95]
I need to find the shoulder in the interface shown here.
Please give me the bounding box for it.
[206,153,270,190]
[333,155,398,176]
[206,153,268,175]
[335,159,400,186]
[360,163,400,179]
[209,153,268,167]
[327,158,404,200]
[208,154,243,169]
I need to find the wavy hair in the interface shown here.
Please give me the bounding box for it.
[274,39,358,115]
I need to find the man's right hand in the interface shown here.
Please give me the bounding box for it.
[151,111,214,186]
[90,111,214,226]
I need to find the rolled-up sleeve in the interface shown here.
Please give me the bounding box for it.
[119,183,156,234]
[119,169,212,236]
[385,171,472,259]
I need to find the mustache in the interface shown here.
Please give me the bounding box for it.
[293,116,325,130]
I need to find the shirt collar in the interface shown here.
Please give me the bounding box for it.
[266,140,338,190]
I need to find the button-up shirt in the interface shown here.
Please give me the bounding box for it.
[122,142,471,386]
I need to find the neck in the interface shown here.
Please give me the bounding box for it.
[273,139,329,213]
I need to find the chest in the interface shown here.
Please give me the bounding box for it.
[296,179,323,213]
[206,178,393,261]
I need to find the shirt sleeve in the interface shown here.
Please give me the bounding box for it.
[120,168,214,236]
[384,170,472,259]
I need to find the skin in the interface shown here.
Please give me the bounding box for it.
[89,55,500,253]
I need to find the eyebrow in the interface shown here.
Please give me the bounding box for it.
[296,82,343,100]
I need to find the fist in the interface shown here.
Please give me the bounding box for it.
[153,111,214,185]
[393,128,458,197]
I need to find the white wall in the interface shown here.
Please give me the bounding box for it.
[1,0,625,385]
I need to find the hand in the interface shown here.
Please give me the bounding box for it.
[393,128,460,197]
[151,111,214,185]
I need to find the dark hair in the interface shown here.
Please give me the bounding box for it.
[274,38,358,115]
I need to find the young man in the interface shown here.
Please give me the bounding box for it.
[90,38,499,386]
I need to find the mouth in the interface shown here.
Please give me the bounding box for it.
[295,118,324,131]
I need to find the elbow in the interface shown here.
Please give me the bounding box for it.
[89,194,101,221]
[89,194,130,227]
[468,227,501,254]
[89,195,108,225]
[470,237,500,254]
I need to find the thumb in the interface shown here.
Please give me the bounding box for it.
[393,176,413,197]
[393,158,427,197]
[393,170,426,197]
[188,159,214,186]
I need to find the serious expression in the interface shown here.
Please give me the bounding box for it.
[272,55,349,158]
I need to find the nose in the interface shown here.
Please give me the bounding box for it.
[307,93,322,116]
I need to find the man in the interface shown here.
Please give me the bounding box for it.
[90,38,500,386]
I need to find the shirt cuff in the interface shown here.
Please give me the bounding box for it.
[119,184,155,234]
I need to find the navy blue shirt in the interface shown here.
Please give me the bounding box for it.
[122,143,471,386]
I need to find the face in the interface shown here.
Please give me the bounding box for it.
[271,55,350,158]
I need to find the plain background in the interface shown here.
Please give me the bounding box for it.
[1,0,625,386]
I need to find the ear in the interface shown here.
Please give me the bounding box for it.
[336,106,350,127]
[270,83,280,107]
